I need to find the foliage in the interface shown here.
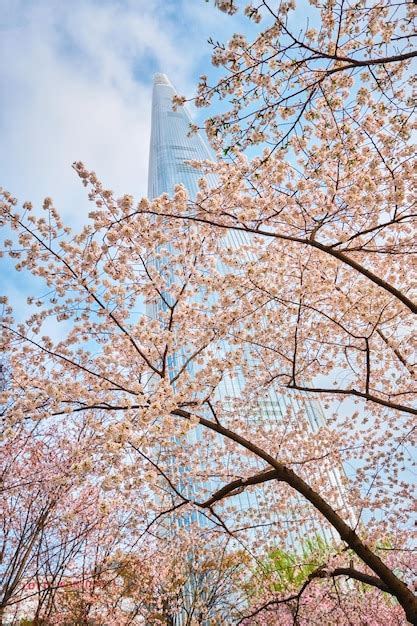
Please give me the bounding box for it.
[253,535,329,594]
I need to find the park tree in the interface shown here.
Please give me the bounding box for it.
[1,0,416,623]
[241,536,414,624]
[1,408,245,625]
[0,415,141,625]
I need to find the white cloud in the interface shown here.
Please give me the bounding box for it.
[0,0,216,225]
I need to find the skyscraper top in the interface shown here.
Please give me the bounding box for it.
[153,73,173,87]
[148,72,216,200]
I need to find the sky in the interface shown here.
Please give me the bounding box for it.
[0,0,254,322]
[0,0,248,224]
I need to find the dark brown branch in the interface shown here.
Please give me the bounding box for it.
[287,383,417,416]
[327,567,390,593]
[237,563,393,624]
[134,209,417,314]
[172,407,417,624]
[197,469,279,508]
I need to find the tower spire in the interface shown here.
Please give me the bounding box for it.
[153,73,173,87]
[147,73,215,200]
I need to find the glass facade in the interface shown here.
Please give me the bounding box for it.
[148,73,218,200]
[147,74,354,547]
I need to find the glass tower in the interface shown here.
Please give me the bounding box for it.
[147,73,354,543]
[148,73,218,199]
[147,72,357,624]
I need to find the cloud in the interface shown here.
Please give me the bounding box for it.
[0,0,223,224]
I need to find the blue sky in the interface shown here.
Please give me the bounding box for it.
[0,0,250,224]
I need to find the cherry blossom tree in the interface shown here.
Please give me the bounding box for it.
[1,0,416,623]
[0,419,113,624]
[240,535,415,624]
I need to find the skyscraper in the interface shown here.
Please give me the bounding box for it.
[147,73,354,550]
[148,73,218,200]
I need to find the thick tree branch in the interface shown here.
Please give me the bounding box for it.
[237,563,393,624]
[134,210,417,314]
[172,408,417,624]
